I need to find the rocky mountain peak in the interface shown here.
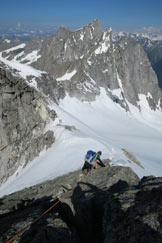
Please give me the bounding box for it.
[54,19,102,41]
[87,18,100,29]
[85,18,103,39]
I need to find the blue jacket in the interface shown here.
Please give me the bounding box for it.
[85,150,102,164]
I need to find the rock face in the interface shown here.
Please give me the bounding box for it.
[0,63,56,184]
[113,37,162,109]
[0,162,162,243]
[130,34,162,90]
[114,32,162,90]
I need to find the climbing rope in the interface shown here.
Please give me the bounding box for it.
[0,145,7,152]
[7,167,93,243]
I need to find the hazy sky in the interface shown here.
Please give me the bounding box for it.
[0,0,162,30]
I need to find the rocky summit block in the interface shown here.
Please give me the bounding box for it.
[0,160,150,243]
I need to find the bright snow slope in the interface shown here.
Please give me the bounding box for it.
[0,87,162,197]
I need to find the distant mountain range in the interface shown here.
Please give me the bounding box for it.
[0,25,58,40]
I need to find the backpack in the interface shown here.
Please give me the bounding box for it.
[85,150,96,163]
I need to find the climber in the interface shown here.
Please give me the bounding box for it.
[82,150,105,172]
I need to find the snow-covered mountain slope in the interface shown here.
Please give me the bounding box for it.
[1,88,162,197]
[1,20,162,198]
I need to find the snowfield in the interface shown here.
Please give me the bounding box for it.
[0,87,162,197]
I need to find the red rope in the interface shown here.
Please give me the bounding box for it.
[0,145,7,151]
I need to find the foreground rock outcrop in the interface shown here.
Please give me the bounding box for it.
[1,161,162,243]
[104,175,162,243]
